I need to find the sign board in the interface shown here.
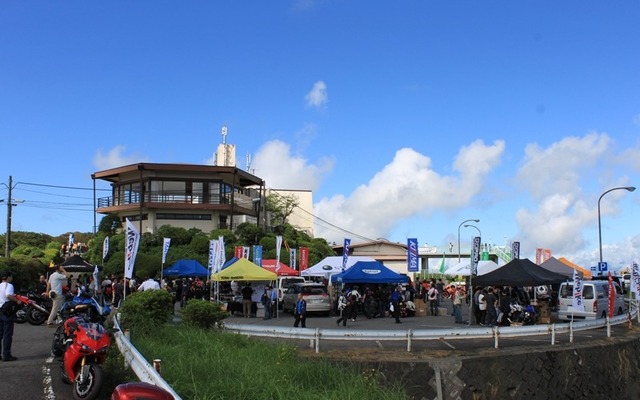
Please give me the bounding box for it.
[598,261,608,273]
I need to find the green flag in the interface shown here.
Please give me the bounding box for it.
[439,255,446,274]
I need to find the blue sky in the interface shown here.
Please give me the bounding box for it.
[1,1,639,271]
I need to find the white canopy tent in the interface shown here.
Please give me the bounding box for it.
[443,260,501,276]
[302,256,376,278]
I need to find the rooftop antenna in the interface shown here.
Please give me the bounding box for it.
[221,125,228,144]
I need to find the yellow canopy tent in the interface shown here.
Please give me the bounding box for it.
[558,257,592,280]
[211,257,277,282]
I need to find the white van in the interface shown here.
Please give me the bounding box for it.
[557,280,625,321]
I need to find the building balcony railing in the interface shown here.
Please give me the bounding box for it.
[97,190,259,212]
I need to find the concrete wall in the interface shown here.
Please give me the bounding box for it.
[332,333,640,399]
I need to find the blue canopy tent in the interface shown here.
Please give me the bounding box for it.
[330,261,410,284]
[163,259,209,278]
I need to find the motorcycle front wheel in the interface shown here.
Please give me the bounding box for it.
[73,363,103,400]
[27,306,48,325]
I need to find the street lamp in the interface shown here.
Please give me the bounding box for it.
[458,219,480,263]
[463,223,481,325]
[597,186,635,264]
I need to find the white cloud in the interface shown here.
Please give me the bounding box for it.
[93,145,148,170]
[515,132,609,199]
[304,81,328,109]
[252,140,334,190]
[511,132,640,266]
[313,140,505,244]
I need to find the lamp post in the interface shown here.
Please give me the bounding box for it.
[458,219,480,263]
[462,223,481,325]
[597,186,635,264]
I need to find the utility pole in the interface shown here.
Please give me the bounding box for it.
[5,175,12,258]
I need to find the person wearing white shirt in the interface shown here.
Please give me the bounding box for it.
[46,265,70,326]
[0,271,19,361]
[138,275,161,291]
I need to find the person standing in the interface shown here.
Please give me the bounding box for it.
[262,286,272,320]
[336,289,349,327]
[484,287,498,326]
[270,284,278,318]
[293,293,307,328]
[46,265,70,326]
[427,284,439,316]
[138,274,161,291]
[452,286,464,324]
[241,283,253,318]
[0,272,19,361]
[390,285,402,324]
[36,275,47,295]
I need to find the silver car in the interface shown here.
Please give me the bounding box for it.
[282,283,331,316]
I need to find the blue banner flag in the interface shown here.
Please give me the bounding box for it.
[407,238,419,273]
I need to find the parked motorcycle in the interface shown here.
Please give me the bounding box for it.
[14,294,32,324]
[51,292,113,400]
[26,291,52,325]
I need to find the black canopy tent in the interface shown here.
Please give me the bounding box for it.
[55,254,97,273]
[473,258,569,287]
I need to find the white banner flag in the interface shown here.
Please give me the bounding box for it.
[102,236,109,261]
[124,219,140,280]
[572,268,585,312]
[162,238,171,264]
[631,262,640,297]
[217,236,226,273]
[276,236,283,272]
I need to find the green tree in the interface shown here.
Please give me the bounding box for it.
[98,214,121,235]
[266,193,299,228]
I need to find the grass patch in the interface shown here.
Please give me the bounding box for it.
[132,325,408,400]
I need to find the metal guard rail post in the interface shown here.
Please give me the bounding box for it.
[224,305,638,353]
[112,316,182,400]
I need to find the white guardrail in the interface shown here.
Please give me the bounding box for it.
[112,316,182,400]
[223,305,639,353]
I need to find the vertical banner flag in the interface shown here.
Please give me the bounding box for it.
[471,236,481,276]
[93,265,100,291]
[631,262,640,297]
[68,233,75,249]
[543,249,552,263]
[439,254,446,274]
[342,238,351,272]
[242,246,250,259]
[608,272,615,318]
[102,236,109,261]
[299,247,309,272]
[511,241,520,260]
[124,219,140,280]
[275,236,283,272]
[572,268,585,312]
[208,239,216,275]
[407,238,419,273]
[253,245,263,267]
[535,248,543,265]
[217,236,226,273]
[234,246,243,259]
[162,238,171,264]
[290,249,297,270]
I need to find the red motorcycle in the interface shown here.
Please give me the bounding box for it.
[13,293,32,324]
[52,293,113,400]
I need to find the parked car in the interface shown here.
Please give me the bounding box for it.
[276,276,306,304]
[282,283,331,316]
[557,280,625,321]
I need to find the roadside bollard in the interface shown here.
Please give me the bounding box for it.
[153,359,162,374]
